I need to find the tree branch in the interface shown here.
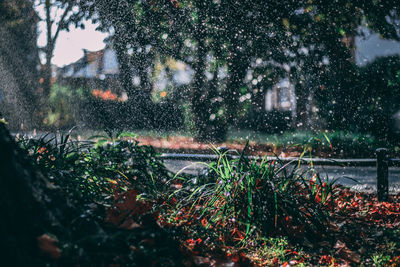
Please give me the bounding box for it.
[52,2,73,44]
[45,0,53,49]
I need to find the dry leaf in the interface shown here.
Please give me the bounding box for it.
[37,234,61,260]
[334,240,361,264]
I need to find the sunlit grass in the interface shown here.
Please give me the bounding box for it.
[169,143,335,246]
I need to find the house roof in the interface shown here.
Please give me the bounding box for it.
[58,46,119,78]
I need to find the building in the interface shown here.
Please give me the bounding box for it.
[58,47,119,79]
[56,46,128,101]
[58,46,192,101]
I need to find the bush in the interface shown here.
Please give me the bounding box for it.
[43,84,82,129]
[315,55,400,141]
[356,56,400,141]
[152,102,184,130]
[239,109,292,133]
[274,131,379,150]
[15,131,188,266]
[82,96,184,131]
[81,97,127,130]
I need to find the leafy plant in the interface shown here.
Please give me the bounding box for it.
[170,143,336,246]
[43,84,84,129]
[372,253,391,266]
[17,129,171,205]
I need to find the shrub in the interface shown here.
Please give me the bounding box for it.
[239,110,293,133]
[43,84,82,129]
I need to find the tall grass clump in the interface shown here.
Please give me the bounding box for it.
[171,144,336,245]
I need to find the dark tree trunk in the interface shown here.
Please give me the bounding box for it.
[0,123,78,266]
[114,32,154,129]
[135,50,155,128]
[294,83,309,129]
[136,50,154,100]
[114,33,135,100]
[42,0,53,98]
[191,12,209,140]
[190,5,226,142]
[0,26,40,130]
[224,49,249,127]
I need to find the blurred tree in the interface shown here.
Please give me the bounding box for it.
[154,0,304,140]
[79,0,181,129]
[356,56,400,140]
[287,0,400,130]
[34,0,85,98]
[0,0,41,129]
[79,0,399,140]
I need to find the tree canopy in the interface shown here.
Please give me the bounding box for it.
[75,0,400,140]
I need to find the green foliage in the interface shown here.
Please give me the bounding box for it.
[258,237,289,260]
[372,254,391,266]
[228,130,383,157]
[279,131,378,152]
[17,130,171,205]
[44,84,82,129]
[13,129,400,265]
[356,56,400,139]
[316,55,400,140]
[73,0,400,141]
[171,144,335,244]
[255,237,306,264]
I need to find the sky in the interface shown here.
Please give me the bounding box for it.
[37,19,109,67]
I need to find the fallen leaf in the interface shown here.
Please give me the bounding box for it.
[193,256,210,266]
[37,234,61,260]
[334,240,360,264]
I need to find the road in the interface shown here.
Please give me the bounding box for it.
[164,160,400,194]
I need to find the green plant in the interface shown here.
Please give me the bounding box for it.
[258,237,288,261]
[17,129,172,205]
[227,129,385,157]
[43,84,84,129]
[170,143,336,246]
[372,253,391,266]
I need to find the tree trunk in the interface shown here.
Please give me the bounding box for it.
[114,32,154,129]
[42,46,53,98]
[114,35,135,100]
[191,15,209,140]
[294,82,309,129]
[135,50,154,127]
[191,6,226,142]
[0,123,78,265]
[42,0,53,98]
[225,49,249,127]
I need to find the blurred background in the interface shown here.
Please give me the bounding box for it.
[1,0,400,157]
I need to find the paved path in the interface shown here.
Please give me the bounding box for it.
[164,160,400,193]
